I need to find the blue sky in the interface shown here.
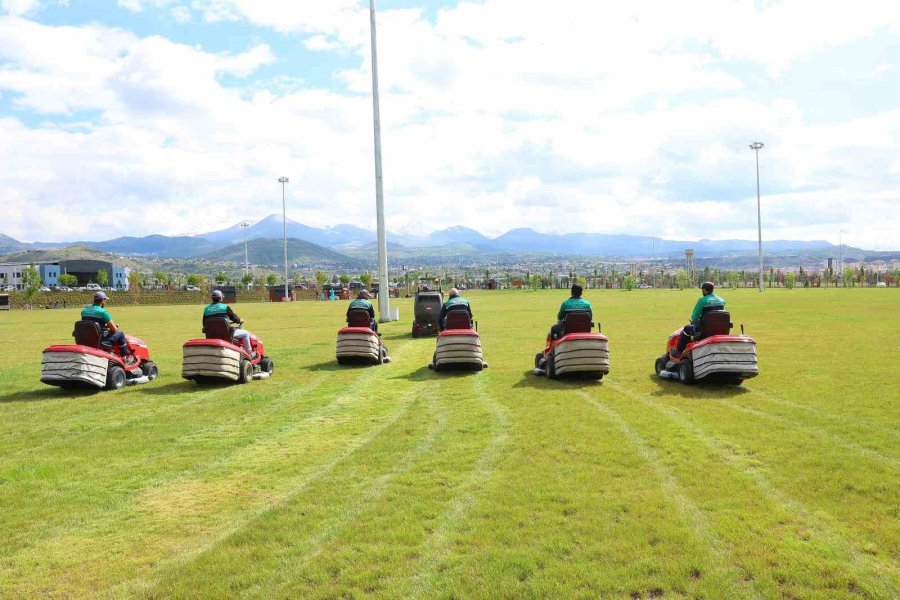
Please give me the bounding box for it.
[1,0,899,249]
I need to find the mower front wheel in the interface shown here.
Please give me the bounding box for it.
[260,357,274,374]
[106,365,126,390]
[238,359,252,384]
[142,361,159,380]
[654,356,667,376]
[678,358,694,385]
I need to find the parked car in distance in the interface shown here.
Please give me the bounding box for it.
[183,285,201,292]
[39,287,51,292]
[85,283,102,291]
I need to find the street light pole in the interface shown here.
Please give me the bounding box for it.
[278,177,289,302]
[750,141,765,292]
[240,221,250,279]
[369,0,392,322]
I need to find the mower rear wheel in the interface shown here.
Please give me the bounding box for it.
[238,359,252,384]
[106,365,126,390]
[654,356,667,375]
[678,358,694,385]
[546,354,557,379]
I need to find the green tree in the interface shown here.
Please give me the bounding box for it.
[726,271,740,289]
[215,272,228,284]
[128,271,142,294]
[59,273,77,287]
[784,272,796,289]
[266,273,278,286]
[22,266,41,301]
[241,273,254,286]
[186,273,202,286]
[315,270,328,289]
[339,274,351,285]
[622,275,636,291]
[675,269,690,290]
[97,270,109,287]
[842,267,856,287]
[529,274,541,290]
[154,271,169,286]
[360,273,372,289]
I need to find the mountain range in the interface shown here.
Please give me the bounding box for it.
[2,215,893,267]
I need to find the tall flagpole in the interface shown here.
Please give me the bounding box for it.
[370,0,392,321]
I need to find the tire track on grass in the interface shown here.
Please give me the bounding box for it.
[707,396,899,468]
[744,388,899,441]
[607,381,897,598]
[242,388,450,599]
[112,378,423,599]
[577,390,761,599]
[406,375,510,599]
[4,342,416,586]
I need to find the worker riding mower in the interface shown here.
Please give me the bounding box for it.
[411,289,443,337]
[533,311,610,380]
[41,320,158,390]
[427,308,487,372]
[655,309,758,385]
[182,318,273,384]
[336,308,390,365]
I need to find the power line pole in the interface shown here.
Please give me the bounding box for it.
[369,0,392,322]
[278,177,289,302]
[750,141,765,292]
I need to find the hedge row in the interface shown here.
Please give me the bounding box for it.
[5,289,318,310]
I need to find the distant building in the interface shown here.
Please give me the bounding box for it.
[0,263,27,290]
[58,259,130,290]
[40,263,61,287]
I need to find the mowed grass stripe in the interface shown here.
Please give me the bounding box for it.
[625,380,900,563]
[709,395,899,467]
[405,374,510,599]
[142,388,449,599]
[577,390,760,599]
[605,381,899,598]
[268,372,506,598]
[0,345,408,560]
[1,343,420,598]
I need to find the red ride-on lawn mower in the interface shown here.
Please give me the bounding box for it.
[655,309,758,385]
[336,308,390,365]
[428,308,487,372]
[533,311,610,380]
[411,290,443,337]
[182,318,273,384]
[41,320,158,390]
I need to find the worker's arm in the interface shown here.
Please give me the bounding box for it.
[226,306,242,324]
[690,298,703,323]
[106,319,119,334]
[557,301,567,321]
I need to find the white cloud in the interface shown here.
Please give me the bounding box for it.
[0,2,899,250]
[1,0,41,16]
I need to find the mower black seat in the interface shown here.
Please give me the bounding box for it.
[563,311,593,334]
[203,318,233,343]
[73,320,103,348]
[445,309,472,330]
[700,310,732,337]
[347,308,373,328]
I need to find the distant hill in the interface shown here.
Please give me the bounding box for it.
[0,234,28,254]
[85,234,216,258]
[197,214,373,249]
[197,237,358,267]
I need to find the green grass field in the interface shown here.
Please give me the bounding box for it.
[0,289,897,599]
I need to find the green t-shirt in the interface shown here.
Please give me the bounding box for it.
[81,304,112,324]
[558,297,592,321]
[690,293,726,323]
[443,296,470,309]
[203,302,229,318]
[348,298,374,312]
